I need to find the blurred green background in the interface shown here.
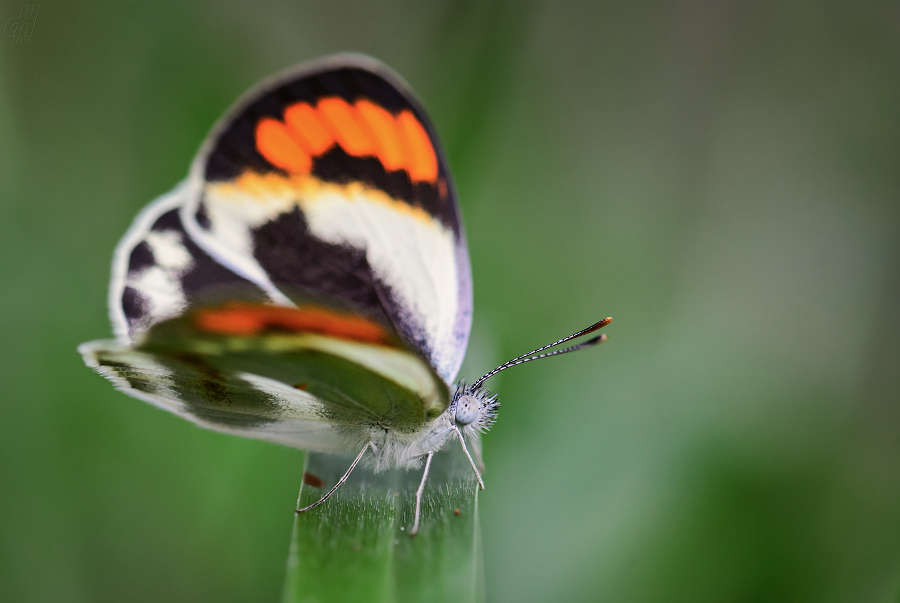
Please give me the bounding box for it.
[2,1,899,601]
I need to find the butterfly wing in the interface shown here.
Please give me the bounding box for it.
[88,178,449,448]
[79,338,433,454]
[181,54,472,385]
[84,56,466,450]
[109,183,270,344]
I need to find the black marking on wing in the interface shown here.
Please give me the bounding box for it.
[127,242,154,274]
[249,205,389,323]
[194,202,212,229]
[308,146,445,217]
[121,286,146,324]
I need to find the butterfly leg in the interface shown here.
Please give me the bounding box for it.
[454,426,485,490]
[410,451,434,537]
[296,441,372,514]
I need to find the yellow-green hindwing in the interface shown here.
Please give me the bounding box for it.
[144,313,449,428]
[80,314,449,452]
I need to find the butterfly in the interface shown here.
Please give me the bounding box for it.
[78,54,611,535]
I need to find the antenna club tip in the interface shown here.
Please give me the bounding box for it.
[585,317,612,333]
[600,317,612,327]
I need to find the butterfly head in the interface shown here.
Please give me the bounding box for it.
[450,382,499,434]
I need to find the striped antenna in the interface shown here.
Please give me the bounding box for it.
[473,317,611,388]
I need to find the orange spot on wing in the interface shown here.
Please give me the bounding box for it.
[284,102,335,155]
[198,309,263,334]
[355,100,406,171]
[195,304,393,346]
[397,110,438,183]
[254,99,439,184]
[255,118,312,173]
[316,97,373,157]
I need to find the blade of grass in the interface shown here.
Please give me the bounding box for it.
[282,445,484,603]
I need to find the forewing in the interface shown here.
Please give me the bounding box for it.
[181,54,472,383]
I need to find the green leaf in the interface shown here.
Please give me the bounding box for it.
[282,445,485,603]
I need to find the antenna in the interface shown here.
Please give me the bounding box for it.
[473,317,611,388]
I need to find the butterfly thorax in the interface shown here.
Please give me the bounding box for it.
[348,381,498,472]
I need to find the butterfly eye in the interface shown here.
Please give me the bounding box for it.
[454,395,480,426]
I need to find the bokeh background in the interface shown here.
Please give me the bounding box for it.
[2,1,899,601]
